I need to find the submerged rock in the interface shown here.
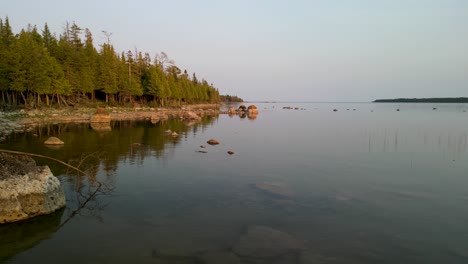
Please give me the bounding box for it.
[252,182,294,199]
[0,154,66,224]
[233,225,304,259]
[44,136,64,145]
[201,251,241,264]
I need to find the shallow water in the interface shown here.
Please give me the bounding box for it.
[2,102,468,263]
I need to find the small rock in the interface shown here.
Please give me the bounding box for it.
[207,139,220,145]
[200,145,206,148]
[197,150,208,153]
[164,129,172,134]
[227,150,235,155]
[44,137,64,145]
[171,132,178,137]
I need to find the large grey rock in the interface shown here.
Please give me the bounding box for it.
[233,225,304,259]
[0,155,66,224]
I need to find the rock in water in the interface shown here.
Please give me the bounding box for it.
[0,154,66,224]
[247,105,259,114]
[233,225,303,259]
[207,139,220,145]
[183,111,202,121]
[44,136,64,145]
[227,150,235,155]
[90,107,111,123]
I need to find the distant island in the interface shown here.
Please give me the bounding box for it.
[373,97,468,103]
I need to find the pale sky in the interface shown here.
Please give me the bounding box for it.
[2,0,467,102]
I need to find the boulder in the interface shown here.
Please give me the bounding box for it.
[247,112,258,120]
[0,154,66,224]
[207,139,220,145]
[238,105,247,111]
[44,137,64,145]
[247,105,258,114]
[90,107,111,123]
[233,225,303,259]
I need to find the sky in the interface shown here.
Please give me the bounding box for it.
[1,0,468,102]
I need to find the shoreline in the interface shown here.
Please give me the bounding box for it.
[0,104,226,142]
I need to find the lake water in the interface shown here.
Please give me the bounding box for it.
[2,102,468,263]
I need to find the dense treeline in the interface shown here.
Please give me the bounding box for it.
[374,98,468,103]
[220,94,243,102]
[0,17,220,109]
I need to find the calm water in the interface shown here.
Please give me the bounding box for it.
[2,102,468,263]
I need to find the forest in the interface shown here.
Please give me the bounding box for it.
[0,17,221,109]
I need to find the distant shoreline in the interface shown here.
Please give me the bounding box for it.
[373,97,468,103]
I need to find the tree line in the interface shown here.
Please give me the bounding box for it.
[0,17,221,109]
[220,94,243,102]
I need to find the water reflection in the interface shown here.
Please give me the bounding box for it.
[0,209,64,262]
[0,116,219,261]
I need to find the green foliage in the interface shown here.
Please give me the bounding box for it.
[0,17,221,109]
[220,94,244,102]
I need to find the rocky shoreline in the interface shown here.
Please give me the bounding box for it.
[0,104,228,142]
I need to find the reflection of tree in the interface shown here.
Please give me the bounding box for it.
[0,209,64,262]
[5,116,217,176]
